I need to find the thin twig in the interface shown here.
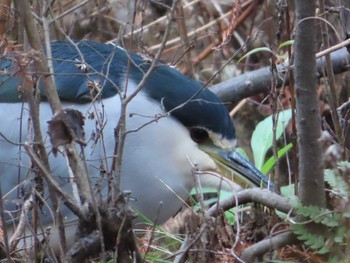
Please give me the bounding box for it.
[175,2,194,77]
[24,144,83,218]
[9,196,33,251]
[0,182,13,262]
[111,0,181,201]
[319,0,344,149]
[172,223,208,263]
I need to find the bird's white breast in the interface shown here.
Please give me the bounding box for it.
[0,88,220,228]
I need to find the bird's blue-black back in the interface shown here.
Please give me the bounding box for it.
[0,40,235,141]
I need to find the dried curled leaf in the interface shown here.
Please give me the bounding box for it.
[47,109,86,156]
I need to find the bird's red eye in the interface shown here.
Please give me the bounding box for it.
[190,128,209,144]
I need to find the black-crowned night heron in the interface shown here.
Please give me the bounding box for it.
[0,40,273,252]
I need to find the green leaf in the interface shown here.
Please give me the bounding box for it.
[278,40,294,49]
[321,213,341,227]
[334,235,343,243]
[324,168,349,198]
[251,109,292,170]
[337,161,350,171]
[317,246,329,254]
[280,184,299,205]
[237,47,272,63]
[292,224,329,254]
[280,184,295,198]
[275,209,287,220]
[262,143,293,174]
[276,182,296,220]
[224,210,237,224]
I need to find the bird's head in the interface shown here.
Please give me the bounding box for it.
[136,56,274,194]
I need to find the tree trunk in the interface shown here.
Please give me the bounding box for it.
[294,0,325,208]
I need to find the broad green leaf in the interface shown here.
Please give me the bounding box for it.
[251,109,292,170]
[262,143,293,174]
[237,47,272,63]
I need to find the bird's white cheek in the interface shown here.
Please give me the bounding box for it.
[186,149,242,193]
[187,149,218,172]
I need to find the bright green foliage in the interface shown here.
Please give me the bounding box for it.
[262,143,293,174]
[236,109,293,174]
[278,40,294,49]
[251,109,292,170]
[286,162,350,258]
[324,162,350,199]
[237,47,272,63]
[291,224,329,253]
[238,40,294,63]
[290,203,348,254]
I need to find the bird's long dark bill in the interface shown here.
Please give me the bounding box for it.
[204,148,275,191]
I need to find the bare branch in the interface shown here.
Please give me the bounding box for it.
[205,188,292,217]
[240,231,297,262]
[0,0,11,38]
[24,144,82,216]
[0,181,13,262]
[111,0,181,200]
[319,0,345,150]
[9,196,33,251]
[211,45,350,103]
